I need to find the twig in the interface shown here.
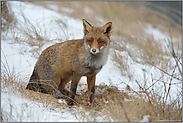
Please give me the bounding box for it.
[165,33,182,79]
[150,64,181,81]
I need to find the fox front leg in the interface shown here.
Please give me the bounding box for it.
[68,72,81,106]
[87,74,97,105]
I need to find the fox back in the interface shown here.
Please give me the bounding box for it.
[26,19,113,106]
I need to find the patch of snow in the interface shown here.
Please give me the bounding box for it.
[139,115,150,122]
[77,84,87,94]
[1,93,78,122]
[58,99,67,105]
[124,98,132,102]
[48,4,59,12]
[145,24,168,41]
[96,87,108,95]
[62,7,74,13]
[1,40,37,83]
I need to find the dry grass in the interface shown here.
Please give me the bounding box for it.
[1,1,17,33]
[1,1,182,122]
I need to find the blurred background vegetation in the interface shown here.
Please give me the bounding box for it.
[148,1,181,28]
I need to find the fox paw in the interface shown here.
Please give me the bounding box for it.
[88,100,98,107]
[67,100,74,106]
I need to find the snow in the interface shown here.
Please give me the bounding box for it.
[145,24,168,41]
[1,1,181,122]
[1,41,37,82]
[10,1,83,40]
[139,115,150,122]
[96,87,108,95]
[1,93,77,122]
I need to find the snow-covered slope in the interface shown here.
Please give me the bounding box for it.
[1,93,78,122]
[1,1,181,122]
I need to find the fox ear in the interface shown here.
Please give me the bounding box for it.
[101,22,113,38]
[82,19,92,35]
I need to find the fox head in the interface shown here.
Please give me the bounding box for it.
[82,19,113,55]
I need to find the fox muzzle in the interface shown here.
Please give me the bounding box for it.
[90,48,99,55]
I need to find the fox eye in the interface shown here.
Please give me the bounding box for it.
[87,39,93,42]
[99,41,104,44]
[98,39,105,44]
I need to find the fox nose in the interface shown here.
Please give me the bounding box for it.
[92,48,96,52]
[90,48,99,54]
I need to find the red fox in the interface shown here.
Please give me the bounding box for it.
[26,19,113,105]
